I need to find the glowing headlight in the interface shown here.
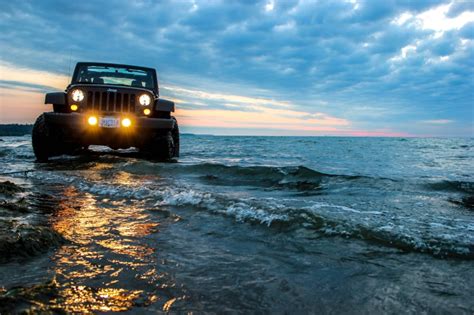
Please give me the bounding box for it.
[139,94,151,106]
[71,89,84,102]
[88,116,97,126]
[122,118,132,128]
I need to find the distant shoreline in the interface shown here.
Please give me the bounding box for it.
[0,124,470,138]
[0,124,33,136]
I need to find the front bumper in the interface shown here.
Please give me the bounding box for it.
[44,112,174,130]
[43,112,174,148]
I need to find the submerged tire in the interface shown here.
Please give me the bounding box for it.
[141,132,174,160]
[32,114,53,162]
[32,114,81,162]
[171,117,180,158]
[141,118,180,160]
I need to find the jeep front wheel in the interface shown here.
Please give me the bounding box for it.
[32,114,81,162]
[32,114,54,162]
[141,132,175,160]
[171,117,180,158]
[141,119,179,161]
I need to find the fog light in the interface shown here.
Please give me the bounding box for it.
[88,116,97,126]
[143,108,151,116]
[70,104,78,111]
[122,118,132,128]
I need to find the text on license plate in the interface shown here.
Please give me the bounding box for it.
[99,117,120,128]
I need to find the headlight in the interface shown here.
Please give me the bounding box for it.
[139,94,151,106]
[71,89,84,102]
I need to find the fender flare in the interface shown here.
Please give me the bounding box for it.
[155,98,175,112]
[45,92,67,105]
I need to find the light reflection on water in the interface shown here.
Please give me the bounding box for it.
[50,283,144,313]
[48,179,182,312]
[1,136,473,313]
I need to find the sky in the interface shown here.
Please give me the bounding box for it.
[0,0,473,136]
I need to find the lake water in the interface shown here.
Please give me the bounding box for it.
[0,135,473,313]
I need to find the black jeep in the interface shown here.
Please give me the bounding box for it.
[32,62,179,161]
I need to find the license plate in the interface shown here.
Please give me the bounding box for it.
[99,117,120,128]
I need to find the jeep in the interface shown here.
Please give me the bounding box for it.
[32,62,179,161]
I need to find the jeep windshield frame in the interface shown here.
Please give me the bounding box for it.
[71,62,158,94]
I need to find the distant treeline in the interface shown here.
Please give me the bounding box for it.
[0,124,33,136]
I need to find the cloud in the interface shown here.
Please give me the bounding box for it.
[0,63,351,134]
[162,85,293,109]
[0,62,69,91]
[416,2,474,32]
[0,0,472,136]
[420,119,454,124]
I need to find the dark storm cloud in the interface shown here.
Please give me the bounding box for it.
[0,0,473,135]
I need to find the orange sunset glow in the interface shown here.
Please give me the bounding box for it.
[0,63,412,136]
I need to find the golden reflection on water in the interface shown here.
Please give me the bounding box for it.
[48,171,177,313]
[52,285,143,313]
[163,297,177,312]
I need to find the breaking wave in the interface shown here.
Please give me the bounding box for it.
[29,170,474,259]
[154,188,474,259]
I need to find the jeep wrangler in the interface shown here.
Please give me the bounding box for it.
[32,62,179,161]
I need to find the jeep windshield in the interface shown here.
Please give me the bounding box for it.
[73,64,155,90]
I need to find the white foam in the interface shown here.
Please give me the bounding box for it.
[306,202,382,215]
[156,188,215,207]
[221,202,289,226]
[155,188,289,226]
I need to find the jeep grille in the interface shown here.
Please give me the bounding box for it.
[86,91,136,113]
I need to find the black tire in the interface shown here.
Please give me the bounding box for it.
[32,114,53,162]
[171,117,180,158]
[140,117,180,160]
[141,132,174,160]
[32,114,81,162]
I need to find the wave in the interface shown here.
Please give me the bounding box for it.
[122,162,369,192]
[155,188,474,259]
[41,172,471,260]
[449,196,474,209]
[0,146,34,160]
[193,164,329,190]
[426,180,474,194]
[180,162,364,179]
[13,160,474,259]
[0,148,11,158]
